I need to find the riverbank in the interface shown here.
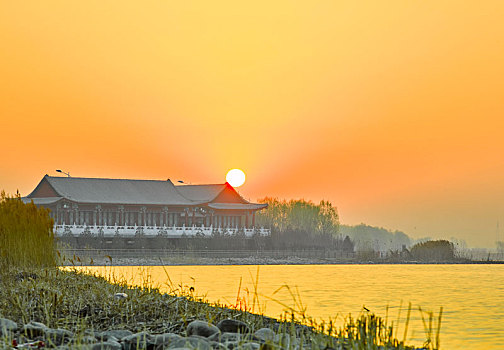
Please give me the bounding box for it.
[58,248,504,267]
[0,268,423,350]
[59,254,500,266]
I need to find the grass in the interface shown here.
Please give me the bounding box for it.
[0,265,442,350]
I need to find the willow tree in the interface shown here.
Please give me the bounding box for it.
[257,197,340,236]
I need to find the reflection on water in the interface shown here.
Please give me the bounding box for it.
[73,264,504,349]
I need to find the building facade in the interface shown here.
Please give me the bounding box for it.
[22,175,269,237]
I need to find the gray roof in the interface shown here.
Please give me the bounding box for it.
[21,197,63,205]
[26,175,267,211]
[32,176,194,206]
[208,203,267,210]
[175,184,227,202]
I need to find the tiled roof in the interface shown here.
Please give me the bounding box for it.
[33,176,194,205]
[21,197,63,205]
[26,176,267,211]
[175,184,226,202]
[208,203,267,210]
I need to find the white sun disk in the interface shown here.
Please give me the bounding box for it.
[226,169,246,187]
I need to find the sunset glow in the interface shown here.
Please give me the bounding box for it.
[1,1,504,247]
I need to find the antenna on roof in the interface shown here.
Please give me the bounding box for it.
[56,169,71,177]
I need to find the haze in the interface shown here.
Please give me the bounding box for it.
[1,1,503,248]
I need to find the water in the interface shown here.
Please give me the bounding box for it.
[74,264,504,349]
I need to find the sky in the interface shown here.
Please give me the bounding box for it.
[1,1,503,248]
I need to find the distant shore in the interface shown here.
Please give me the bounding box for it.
[61,254,504,266]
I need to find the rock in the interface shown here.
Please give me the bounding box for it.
[209,341,227,350]
[240,343,260,350]
[208,332,241,343]
[97,330,133,341]
[216,320,250,334]
[156,336,211,350]
[0,318,17,336]
[184,337,212,350]
[253,329,275,342]
[45,328,74,346]
[187,320,220,338]
[91,341,123,350]
[113,292,128,300]
[152,333,184,346]
[23,321,47,338]
[274,334,290,348]
[72,335,98,344]
[122,331,154,350]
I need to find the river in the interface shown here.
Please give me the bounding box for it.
[73,264,504,349]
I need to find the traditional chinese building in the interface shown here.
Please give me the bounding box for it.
[22,175,268,237]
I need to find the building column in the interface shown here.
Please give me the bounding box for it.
[252,212,255,227]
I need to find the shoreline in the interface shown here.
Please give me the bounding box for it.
[61,255,504,266]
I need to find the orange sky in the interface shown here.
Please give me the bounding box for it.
[1,1,504,247]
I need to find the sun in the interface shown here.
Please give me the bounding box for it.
[226,169,246,187]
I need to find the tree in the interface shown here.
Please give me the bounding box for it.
[410,240,455,262]
[317,200,339,236]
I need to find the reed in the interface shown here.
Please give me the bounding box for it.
[0,191,56,271]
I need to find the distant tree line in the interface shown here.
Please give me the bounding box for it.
[339,224,412,253]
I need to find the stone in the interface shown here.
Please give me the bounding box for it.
[45,328,74,346]
[274,334,290,348]
[239,343,260,350]
[97,329,134,341]
[152,333,184,346]
[216,320,250,335]
[187,320,220,338]
[208,332,241,343]
[222,340,239,349]
[184,337,212,350]
[122,331,154,350]
[113,292,128,300]
[91,341,123,350]
[71,335,98,345]
[0,318,17,336]
[209,342,227,350]
[22,321,48,338]
[253,329,275,343]
[156,336,210,350]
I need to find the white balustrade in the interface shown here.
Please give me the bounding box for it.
[54,224,270,237]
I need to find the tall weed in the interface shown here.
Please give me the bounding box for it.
[0,191,56,271]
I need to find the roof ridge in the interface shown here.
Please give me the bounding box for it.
[47,176,175,183]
